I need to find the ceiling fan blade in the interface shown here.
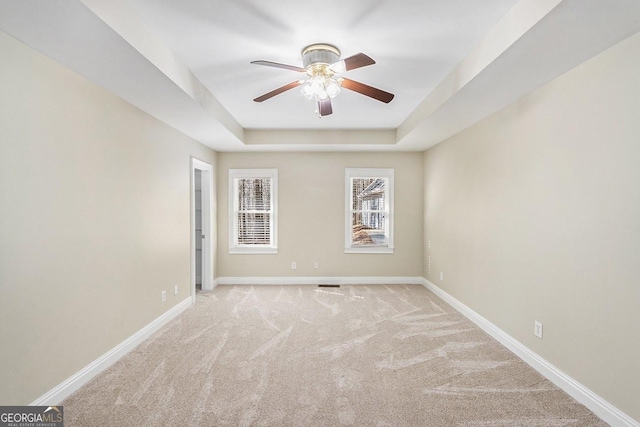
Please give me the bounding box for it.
[251,60,306,73]
[340,78,394,103]
[253,81,302,102]
[317,98,333,116]
[342,53,376,71]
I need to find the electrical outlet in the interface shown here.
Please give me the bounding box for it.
[291,261,297,270]
[440,272,444,281]
[174,285,178,296]
[161,290,166,302]
[534,321,543,339]
[314,261,319,269]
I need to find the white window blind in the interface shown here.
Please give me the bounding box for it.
[345,168,394,254]
[229,169,277,254]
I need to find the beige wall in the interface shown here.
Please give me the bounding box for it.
[423,32,640,421]
[0,32,216,404]
[217,152,423,278]
[3,15,637,420]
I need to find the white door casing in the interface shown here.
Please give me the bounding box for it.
[191,158,214,300]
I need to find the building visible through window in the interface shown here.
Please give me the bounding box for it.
[345,168,394,253]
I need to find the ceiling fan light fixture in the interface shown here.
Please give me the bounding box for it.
[310,76,324,92]
[251,43,394,117]
[301,84,314,99]
[302,75,340,101]
[326,79,341,98]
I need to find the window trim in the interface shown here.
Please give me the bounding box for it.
[344,168,394,254]
[228,168,278,254]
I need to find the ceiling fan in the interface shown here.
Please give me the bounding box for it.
[251,43,394,117]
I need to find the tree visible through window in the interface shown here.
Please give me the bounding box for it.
[345,168,394,253]
[229,169,277,254]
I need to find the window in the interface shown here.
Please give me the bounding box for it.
[345,168,394,253]
[229,169,277,254]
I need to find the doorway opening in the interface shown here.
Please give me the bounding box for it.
[194,169,203,291]
[191,158,214,301]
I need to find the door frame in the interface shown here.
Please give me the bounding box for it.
[191,157,214,301]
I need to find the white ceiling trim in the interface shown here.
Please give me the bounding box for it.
[1,0,640,152]
[396,0,640,150]
[80,0,243,143]
[0,0,244,149]
[397,0,563,144]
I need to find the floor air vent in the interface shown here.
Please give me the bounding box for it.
[318,284,340,288]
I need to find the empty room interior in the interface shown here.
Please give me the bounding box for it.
[1,0,639,426]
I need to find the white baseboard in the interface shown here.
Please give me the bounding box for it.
[30,297,193,406]
[422,279,639,427]
[215,276,425,286]
[30,278,636,426]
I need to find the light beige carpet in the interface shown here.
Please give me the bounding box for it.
[62,285,607,426]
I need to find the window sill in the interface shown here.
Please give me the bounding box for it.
[344,246,394,254]
[229,247,278,255]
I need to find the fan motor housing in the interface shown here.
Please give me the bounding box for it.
[301,44,340,68]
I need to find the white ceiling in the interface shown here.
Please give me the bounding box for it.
[126,0,518,130]
[1,0,640,151]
